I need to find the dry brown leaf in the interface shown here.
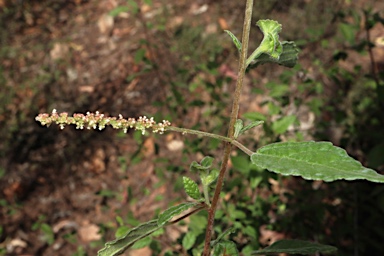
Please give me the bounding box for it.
[50,43,69,60]
[141,4,151,13]
[259,224,285,245]
[97,14,114,34]
[190,4,208,15]
[78,85,95,93]
[167,16,183,30]
[6,238,27,253]
[91,148,106,173]
[218,17,229,30]
[78,222,101,242]
[142,137,155,157]
[3,181,22,201]
[166,140,184,151]
[53,220,78,233]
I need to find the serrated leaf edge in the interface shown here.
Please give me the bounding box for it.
[251,141,384,183]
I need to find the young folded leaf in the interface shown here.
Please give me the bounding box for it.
[225,30,242,53]
[201,156,214,168]
[240,120,264,134]
[247,41,299,69]
[200,169,219,186]
[251,141,384,182]
[190,156,214,172]
[234,119,244,139]
[246,20,283,66]
[190,161,210,172]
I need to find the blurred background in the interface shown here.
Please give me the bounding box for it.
[1,0,384,255]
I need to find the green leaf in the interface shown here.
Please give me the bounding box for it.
[243,226,257,239]
[213,240,239,256]
[234,119,264,138]
[271,115,296,134]
[234,119,244,139]
[134,48,146,63]
[211,227,237,247]
[190,161,208,172]
[256,19,282,57]
[231,155,250,174]
[130,236,152,249]
[127,0,139,14]
[248,41,299,69]
[40,223,54,245]
[115,226,130,238]
[267,101,280,115]
[183,177,201,200]
[268,83,290,98]
[251,141,384,182]
[251,239,337,255]
[98,220,160,256]
[109,6,130,17]
[339,23,357,45]
[201,156,214,168]
[275,41,299,67]
[158,202,200,226]
[116,216,124,226]
[225,30,242,53]
[246,20,283,66]
[240,121,264,134]
[190,157,214,172]
[201,169,219,186]
[182,232,197,250]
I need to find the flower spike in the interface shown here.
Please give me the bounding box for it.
[35,110,171,135]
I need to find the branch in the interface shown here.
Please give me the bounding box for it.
[166,126,253,156]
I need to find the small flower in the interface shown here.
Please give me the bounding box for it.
[35,110,171,135]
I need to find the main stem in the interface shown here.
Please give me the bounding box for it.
[202,0,253,255]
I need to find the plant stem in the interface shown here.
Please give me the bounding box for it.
[166,126,253,156]
[203,183,211,206]
[166,126,232,143]
[232,140,253,156]
[202,0,254,255]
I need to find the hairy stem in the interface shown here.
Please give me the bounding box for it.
[202,0,254,254]
[166,126,232,143]
[166,126,253,156]
[232,140,253,156]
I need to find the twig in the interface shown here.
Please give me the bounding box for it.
[166,126,253,156]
